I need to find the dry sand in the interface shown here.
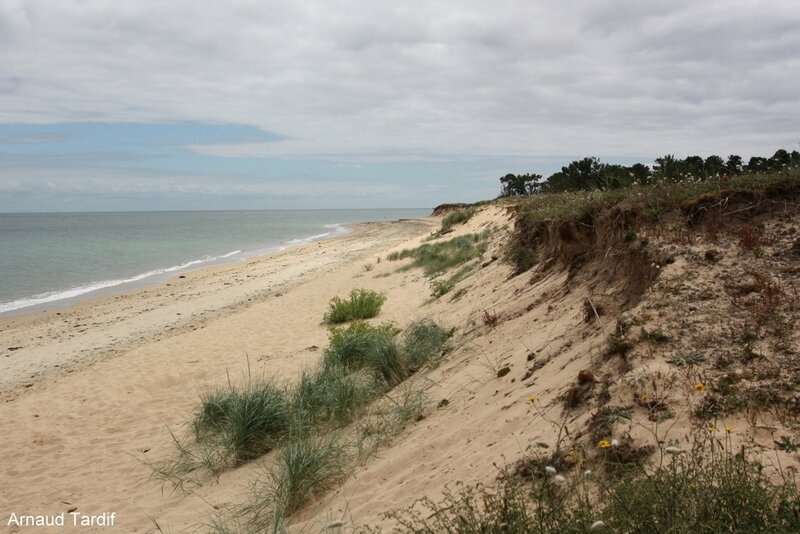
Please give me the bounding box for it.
[0,217,438,532]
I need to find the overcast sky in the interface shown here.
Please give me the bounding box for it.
[1,0,798,211]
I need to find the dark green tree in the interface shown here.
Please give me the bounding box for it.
[546,157,604,191]
[746,156,768,173]
[653,155,680,182]
[769,149,792,169]
[499,173,542,197]
[704,155,726,177]
[726,154,743,175]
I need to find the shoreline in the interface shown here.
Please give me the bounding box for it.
[0,222,354,318]
[0,217,436,399]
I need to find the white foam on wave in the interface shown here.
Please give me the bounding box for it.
[279,223,349,248]
[0,249,243,314]
[0,222,352,316]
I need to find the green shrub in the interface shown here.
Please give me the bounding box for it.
[430,278,455,298]
[401,319,448,368]
[291,365,382,427]
[194,381,292,464]
[324,288,387,324]
[323,320,396,371]
[365,333,408,385]
[263,435,347,516]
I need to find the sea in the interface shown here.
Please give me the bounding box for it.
[0,209,429,316]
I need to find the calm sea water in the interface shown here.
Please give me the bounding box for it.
[0,209,429,315]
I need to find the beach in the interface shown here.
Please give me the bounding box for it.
[0,216,438,531]
[4,197,798,533]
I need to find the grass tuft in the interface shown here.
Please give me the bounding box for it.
[194,380,292,465]
[291,365,382,428]
[168,316,448,528]
[262,435,348,516]
[323,320,396,371]
[401,318,449,368]
[323,288,387,324]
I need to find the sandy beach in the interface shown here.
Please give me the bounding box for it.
[0,216,438,532]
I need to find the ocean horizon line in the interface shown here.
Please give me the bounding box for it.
[0,207,433,215]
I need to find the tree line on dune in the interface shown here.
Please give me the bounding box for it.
[499,149,800,197]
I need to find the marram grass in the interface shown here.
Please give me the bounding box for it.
[324,288,387,324]
[193,380,292,464]
[388,231,490,276]
[170,317,449,530]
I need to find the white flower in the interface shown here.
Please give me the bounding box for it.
[584,469,592,476]
[545,466,557,476]
[665,446,684,455]
[590,520,605,530]
[554,474,566,484]
[611,438,619,448]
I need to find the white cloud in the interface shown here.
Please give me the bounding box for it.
[1,1,799,169]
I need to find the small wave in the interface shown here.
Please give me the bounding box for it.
[0,249,243,314]
[282,224,348,246]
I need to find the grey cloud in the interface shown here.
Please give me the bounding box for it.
[1,0,799,164]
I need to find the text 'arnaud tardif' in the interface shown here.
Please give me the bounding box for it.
[7,512,117,528]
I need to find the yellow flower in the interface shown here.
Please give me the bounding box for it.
[565,449,583,465]
[707,426,717,433]
[528,395,537,403]
[597,439,612,449]
[639,394,648,403]
[725,426,733,434]
[693,382,705,392]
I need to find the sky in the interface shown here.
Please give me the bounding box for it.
[1,0,799,212]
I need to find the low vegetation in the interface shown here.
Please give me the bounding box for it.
[194,379,292,465]
[388,231,490,276]
[260,435,348,516]
[158,316,450,530]
[388,231,491,300]
[508,167,800,272]
[440,207,477,233]
[379,433,800,533]
[323,288,387,324]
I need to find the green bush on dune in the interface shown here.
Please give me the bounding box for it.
[193,380,292,464]
[322,320,396,371]
[291,365,381,428]
[323,288,387,324]
[186,318,449,474]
